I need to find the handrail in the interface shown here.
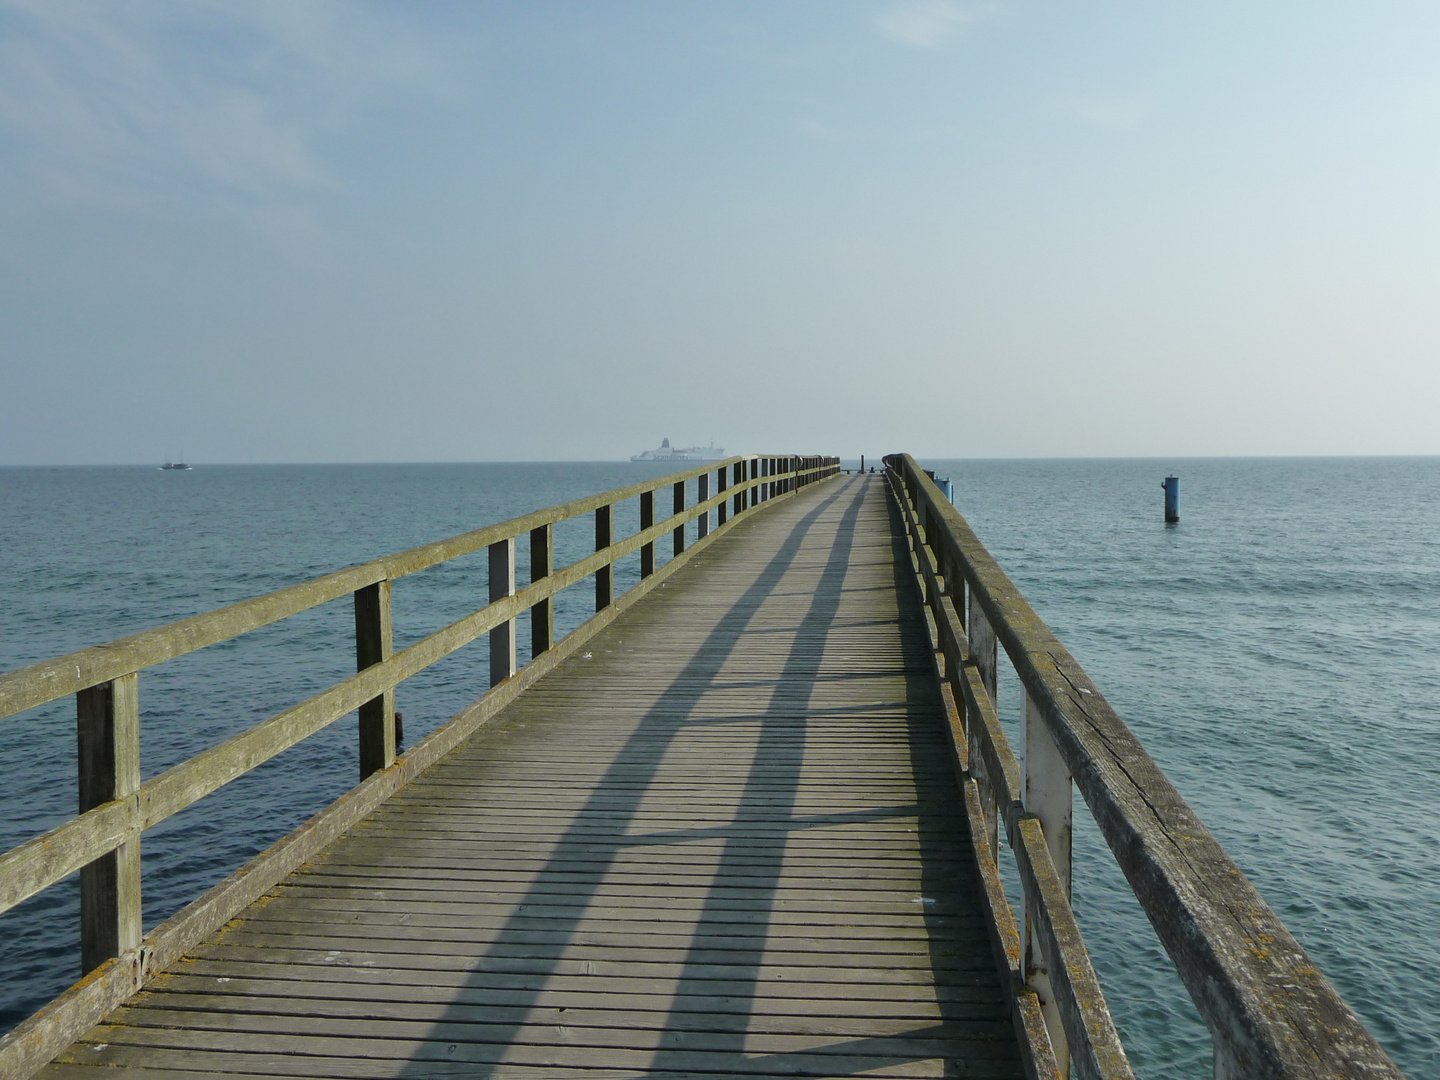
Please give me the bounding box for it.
[0,453,840,1080]
[0,456,832,720]
[0,455,840,913]
[883,454,1402,1080]
[884,462,1127,1080]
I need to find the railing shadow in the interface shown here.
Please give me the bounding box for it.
[387,481,861,1077]
[373,475,1014,1077]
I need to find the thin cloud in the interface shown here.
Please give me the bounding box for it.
[1055,96,1156,131]
[0,0,445,203]
[875,1,993,51]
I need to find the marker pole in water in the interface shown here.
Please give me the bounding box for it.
[1162,475,1179,523]
[860,454,865,474]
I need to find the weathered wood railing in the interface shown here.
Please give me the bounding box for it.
[883,454,1402,1080]
[0,453,840,1079]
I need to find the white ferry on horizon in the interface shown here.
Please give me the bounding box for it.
[630,438,727,463]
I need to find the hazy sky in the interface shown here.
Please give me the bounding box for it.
[2,1,1438,464]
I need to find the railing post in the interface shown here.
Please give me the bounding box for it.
[919,502,937,608]
[530,524,553,657]
[750,457,759,505]
[968,594,999,859]
[595,504,612,610]
[489,538,516,686]
[76,672,141,974]
[698,472,711,537]
[1024,689,1074,1075]
[355,581,395,779]
[733,461,744,516]
[673,480,686,557]
[716,467,727,526]
[640,489,655,578]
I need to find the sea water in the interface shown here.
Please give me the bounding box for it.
[1,459,1436,1077]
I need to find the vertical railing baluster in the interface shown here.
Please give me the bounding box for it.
[76,673,141,974]
[1024,689,1074,1075]
[718,466,728,525]
[673,480,686,557]
[942,547,958,626]
[489,538,516,686]
[968,593,999,859]
[698,472,711,536]
[355,581,396,779]
[640,489,655,578]
[733,461,744,517]
[750,457,759,506]
[595,504,613,609]
[920,502,936,609]
[530,524,553,657]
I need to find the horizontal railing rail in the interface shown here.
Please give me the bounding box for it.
[0,457,829,721]
[0,453,840,1080]
[883,453,1401,1080]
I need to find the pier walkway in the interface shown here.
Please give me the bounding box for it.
[38,476,1022,1079]
[2,456,1406,1080]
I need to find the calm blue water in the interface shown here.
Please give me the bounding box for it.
[1,459,1436,1078]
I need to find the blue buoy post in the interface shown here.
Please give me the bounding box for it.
[937,477,953,504]
[1162,475,1179,523]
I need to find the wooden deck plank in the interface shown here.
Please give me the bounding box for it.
[37,475,1022,1080]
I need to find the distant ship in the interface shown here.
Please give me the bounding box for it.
[630,438,726,463]
[160,457,191,471]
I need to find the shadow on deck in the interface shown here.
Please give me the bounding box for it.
[43,477,1021,1080]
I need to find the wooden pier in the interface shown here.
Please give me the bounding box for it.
[0,456,1405,1079]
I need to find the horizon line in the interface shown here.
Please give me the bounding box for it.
[3,452,1439,469]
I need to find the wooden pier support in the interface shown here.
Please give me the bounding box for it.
[354,581,395,778]
[595,503,612,610]
[639,489,655,578]
[672,479,685,556]
[76,674,141,975]
[489,537,516,686]
[530,524,553,656]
